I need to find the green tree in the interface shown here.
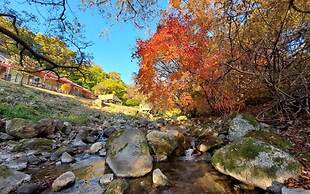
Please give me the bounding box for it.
[67,65,106,90]
[92,78,127,100]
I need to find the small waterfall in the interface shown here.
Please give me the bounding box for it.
[184,148,195,160]
[181,139,196,161]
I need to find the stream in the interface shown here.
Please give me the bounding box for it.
[25,149,264,194]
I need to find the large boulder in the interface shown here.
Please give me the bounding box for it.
[5,118,37,139]
[226,114,260,141]
[33,119,63,136]
[106,128,153,177]
[0,165,31,194]
[146,130,178,161]
[211,137,301,190]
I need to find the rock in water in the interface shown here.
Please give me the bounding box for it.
[61,152,74,163]
[89,142,103,154]
[211,137,301,190]
[146,130,178,161]
[198,144,208,153]
[282,187,310,194]
[99,174,114,185]
[106,128,153,177]
[52,171,76,192]
[152,168,170,187]
[0,165,31,194]
[104,179,128,194]
[226,114,260,141]
[5,118,37,139]
[17,183,41,194]
[13,138,54,152]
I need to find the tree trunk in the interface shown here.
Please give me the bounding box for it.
[19,73,24,86]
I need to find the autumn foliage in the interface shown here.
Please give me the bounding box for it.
[60,83,72,94]
[135,0,310,117]
[135,15,239,114]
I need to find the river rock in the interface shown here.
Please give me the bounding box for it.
[211,137,301,190]
[0,132,14,141]
[282,187,310,194]
[61,152,75,163]
[5,118,37,139]
[152,168,170,187]
[197,135,223,153]
[99,148,107,156]
[16,183,41,194]
[146,130,178,161]
[72,138,87,147]
[226,114,260,141]
[76,127,98,143]
[13,138,54,152]
[106,128,153,177]
[102,127,116,137]
[89,142,103,154]
[104,179,128,194]
[99,174,114,185]
[51,147,74,161]
[5,160,28,171]
[32,119,56,136]
[198,144,208,152]
[72,159,106,180]
[52,171,76,192]
[0,165,31,194]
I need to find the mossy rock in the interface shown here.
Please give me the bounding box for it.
[212,137,301,190]
[50,146,74,161]
[225,113,260,141]
[146,130,178,161]
[0,165,12,178]
[245,131,292,151]
[13,138,54,152]
[5,118,38,139]
[104,179,128,194]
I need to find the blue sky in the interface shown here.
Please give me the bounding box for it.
[75,8,158,84]
[9,0,168,84]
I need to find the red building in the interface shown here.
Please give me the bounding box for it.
[0,56,94,99]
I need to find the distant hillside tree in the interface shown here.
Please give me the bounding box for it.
[92,78,127,100]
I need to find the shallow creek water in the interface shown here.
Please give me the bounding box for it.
[26,153,263,194]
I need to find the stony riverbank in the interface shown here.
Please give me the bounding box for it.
[0,80,309,194]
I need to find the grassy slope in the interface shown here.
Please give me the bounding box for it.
[0,80,104,124]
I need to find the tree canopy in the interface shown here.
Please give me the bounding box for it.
[134,0,310,117]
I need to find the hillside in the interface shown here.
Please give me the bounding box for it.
[0,80,109,124]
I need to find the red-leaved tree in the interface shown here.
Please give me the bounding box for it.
[134,15,240,115]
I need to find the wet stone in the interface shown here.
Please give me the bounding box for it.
[61,152,75,164]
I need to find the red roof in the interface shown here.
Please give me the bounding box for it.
[0,62,94,98]
[0,61,11,68]
[38,70,94,98]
